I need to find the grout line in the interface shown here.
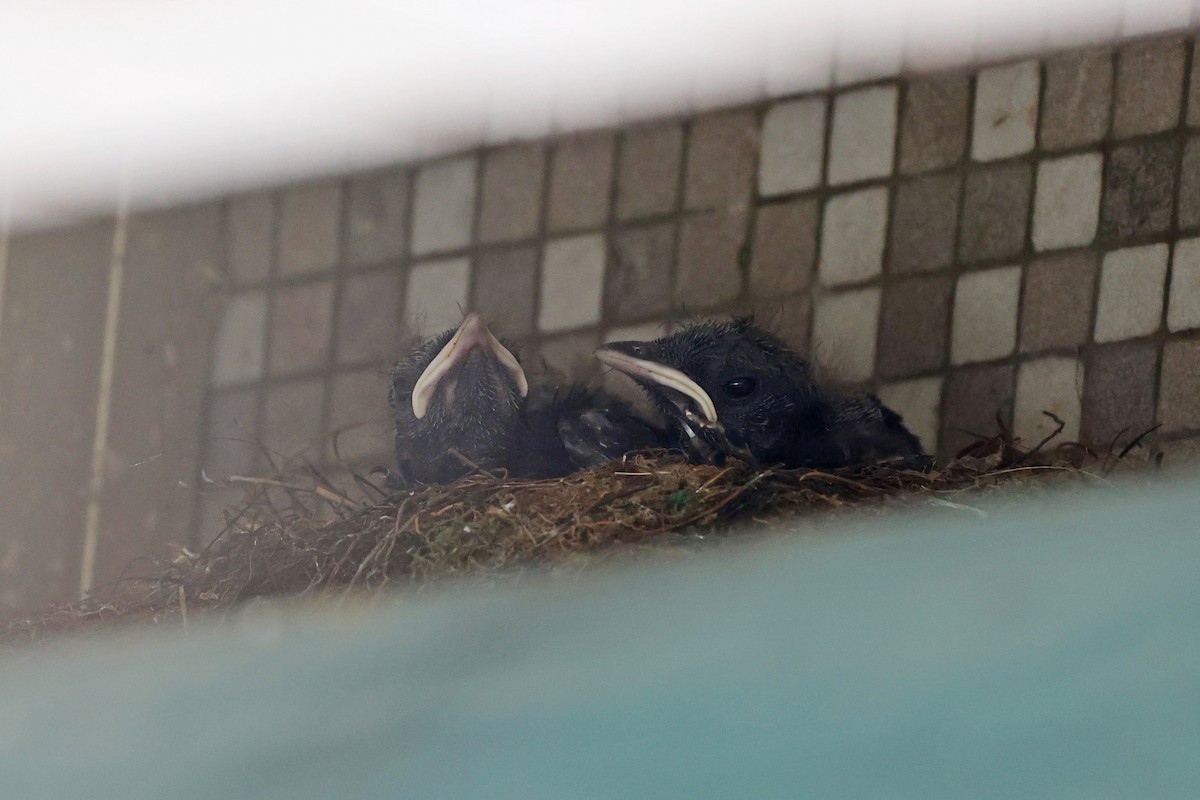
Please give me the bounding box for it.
[79,185,131,596]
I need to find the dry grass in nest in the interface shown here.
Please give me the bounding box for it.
[2,420,1161,645]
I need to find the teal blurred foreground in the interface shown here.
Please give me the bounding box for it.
[1,477,1198,799]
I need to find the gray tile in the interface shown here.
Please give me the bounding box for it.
[674,211,747,309]
[204,388,259,479]
[478,144,546,244]
[608,223,675,321]
[277,182,341,276]
[410,156,478,256]
[539,234,606,333]
[1188,41,1200,127]
[959,162,1032,263]
[1083,340,1158,449]
[547,132,615,232]
[749,199,818,297]
[1113,37,1186,139]
[336,269,403,365]
[685,110,758,211]
[889,172,958,274]
[1013,356,1083,446]
[899,73,969,175]
[344,169,409,267]
[328,369,392,463]
[1176,136,1200,230]
[471,245,539,338]
[940,364,1014,458]
[212,291,268,386]
[536,331,603,383]
[404,257,471,335]
[877,274,952,379]
[1020,251,1098,353]
[262,378,325,466]
[759,97,826,196]
[1040,48,1113,150]
[811,286,881,382]
[1101,139,1176,240]
[269,281,335,376]
[1159,339,1200,433]
[227,193,275,284]
[616,123,683,220]
[877,376,943,455]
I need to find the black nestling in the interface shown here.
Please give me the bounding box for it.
[390,313,529,485]
[595,317,926,470]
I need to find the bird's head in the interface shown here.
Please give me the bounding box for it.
[595,317,818,465]
[390,313,529,483]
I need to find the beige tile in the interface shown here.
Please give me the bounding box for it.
[877,376,943,454]
[262,378,325,464]
[227,192,275,283]
[539,234,606,333]
[604,321,670,343]
[410,156,477,256]
[404,257,471,335]
[827,85,898,185]
[759,97,826,196]
[328,368,393,463]
[1167,237,1200,333]
[277,182,341,276]
[1094,244,1168,343]
[1032,153,1102,252]
[972,61,1040,162]
[951,266,1021,365]
[344,168,409,267]
[269,281,335,376]
[1014,356,1084,446]
[336,269,403,365]
[812,286,882,382]
[819,187,888,287]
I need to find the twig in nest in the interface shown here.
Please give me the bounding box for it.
[1013,411,1066,466]
[227,475,360,508]
[1117,424,1162,460]
[447,448,500,480]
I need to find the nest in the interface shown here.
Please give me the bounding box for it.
[1,423,1160,645]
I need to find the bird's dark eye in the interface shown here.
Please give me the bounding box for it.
[723,376,758,399]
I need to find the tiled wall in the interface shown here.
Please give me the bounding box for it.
[6,32,1200,617]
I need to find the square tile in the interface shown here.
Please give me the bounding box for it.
[951,265,1022,365]
[344,169,409,267]
[1094,244,1168,343]
[1020,251,1098,353]
[328,369,392,463]
[604,321,670,344]
[410,156,478,256]
[1159,339,1200,433]
[749,199,818,297]
[404,257,471,335]
[674,211,748,309]
[548,133,615,232]
[889,172,959,274]
[685,111,758,211]
[203,388,259,478]
[827,85,898,185]
[811,286,881,382]
[1100,140,1176,240]
[616,123,683,220]
[262,378,325,464]
[972,61,1040,162]
[1113,37,1186,139]
[471,245,539,338]
[899,73,969,174]
[539,234,606,333]
[1189,41,1200,127]
[608,223,675,322]
[940,364,1014,458]
[336,269,403,365]
[277,182,341,276]
[269,281,335,375]
[959,163,1032,263]
[1176,136,1200,230]
[1032,153,1102,252]
[478,144,546,244]
[818,187,888,286]
[226,193,275,284]
[877,274,952,379]
[1014,356,1083,447]
[1040,48,1113,150]
[759,97,826,196]
[1082,340,1158,448]
[212,291,267,386]
[1168,237,1200,332]
[877,376,942,454]
[749,295,812,353]
[536,331,603,383]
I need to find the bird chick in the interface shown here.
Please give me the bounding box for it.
[595,317,926,470]
[390,313,528,485]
